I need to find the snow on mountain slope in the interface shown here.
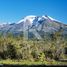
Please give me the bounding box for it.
[17,15,61,25]
[18,15,36,24]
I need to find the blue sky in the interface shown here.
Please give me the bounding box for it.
[0,0,67,24]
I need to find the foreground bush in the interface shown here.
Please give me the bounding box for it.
[0,32,67,62]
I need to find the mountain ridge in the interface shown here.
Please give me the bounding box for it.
[0,15,67,39]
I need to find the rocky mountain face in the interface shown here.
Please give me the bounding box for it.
[0,15,67,39]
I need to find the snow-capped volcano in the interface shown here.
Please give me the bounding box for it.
[0,15,67,38]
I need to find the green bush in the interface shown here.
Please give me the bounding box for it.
[0,32,66,63]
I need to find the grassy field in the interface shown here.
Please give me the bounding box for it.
[0,59,67,65]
